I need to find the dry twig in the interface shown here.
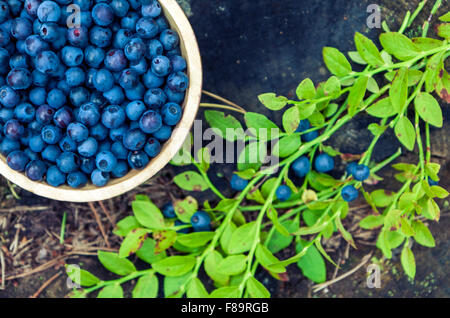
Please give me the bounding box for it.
[29,271,62,298]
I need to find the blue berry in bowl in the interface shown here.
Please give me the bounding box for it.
[190,211,211,232]
[135,16,158,39]
[110,0,130,18]
[25,160,46,181]
[42,145,61,163]
[53,107,73,129]
[153,125,171,141]
[4,119,24,140]
[111,159,128,178]
[67,171,88,188]
[104,48,127,72]
[141,1,161,18]
[92,3,114,27]
[125,100,146,121]
[169,55,187,72]
[144,88,167,108]
[37,1,61,23]
[11,17,32,40]
[61,46,84,67]
[91,169,109,187]
[29,134,45,152]
[84,45,105,68]
[78,102,100,127]
[93,68,114,92]
[124,36,146,61]
[292,156,310,178]
[161,102,182,126]
[46,165,66,187]
[111,140,128,159]
[56,151,80,173]
[160,29,179,51]
[95,150,117,172]
[144,137,161,157]
[14,103,35,123]
[167,71,189,93]
[78,137,98,158]
[139,110,162,133]
[123,128,147,151]
[47,88,66,109]
[314,153,335,173]
[38,22,59,42]
[101,105,126,129]
[67,122,89,143]
[341,185,359,202]
[118,69,139,90]
[7,150,29,171]
[151,55,172,77]
[41,125,62,144]
[89,25,111,48]
[0,85,20,107]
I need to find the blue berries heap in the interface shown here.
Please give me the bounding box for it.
[0,0,188,188]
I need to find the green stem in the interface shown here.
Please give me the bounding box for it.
[83,269,154,295]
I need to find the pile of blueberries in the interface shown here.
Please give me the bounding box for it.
[230,119,373,203]
[161,202,211,233]
[0,0,188,188]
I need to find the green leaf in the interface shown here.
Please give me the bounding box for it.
[414,92,443,128]
[227,221,258,254]
[153,230,178,254]
[164,272,190,298]
[246,277,270,298]
[296,78,316,100]
[119,228,148,258]
[370,189,395,207]
[439,12,450,22]
[97,284,124,298]
[197,147,210,172]
[152,255,196,277]
[323,47,352,77]
[401,245,416,279]
[366,76,380,94]
[98,251,136,276]
[282,106,301,134]
[204,110,244,142]
[298,103,317,120]
[204,251,229,286]
[273,134,301,158]
[348,75,369,116]
[379,32,419,61]
[220,222,236,254]
[267,219,298,253]
[237,141,267,171]
[245,112,279,140]
[359,214,384,229]
[412,37,444,51]
[389,67,408,113]
[174,196,198,223]
[395,116,416,151]
[400,218,415,237]
[348,51,368,65]
[218,255,247,276]
[296,240,326,283]
[113,216,141,237]
[431,185,449,199]
[437,23,450,39]
[187,277,209,298]
[209,286,240,298]
[132,200,165,229]
[136,238,166,264]
[412,220,435,247]
[255,244,286,274]
[323,103,338,118]
[368,123,386,136]
[173,171,210,192]
[132,273,159,298]
[425,52,445,93]
[324,76,341,97]
[366,97,397,118]
[354,32,384,67]
[258,93,288,110]
[65,265,100,287]
[176,231,215,248]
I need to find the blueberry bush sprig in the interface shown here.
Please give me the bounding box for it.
[67,2,449,298]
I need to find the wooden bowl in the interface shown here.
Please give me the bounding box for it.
[0,0,202,202]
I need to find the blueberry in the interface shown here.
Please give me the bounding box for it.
[89,25,112,48]
[67,26,89,48]
[0,137,20,155]
[144,137,161,157]
[39,22,59,42]
[302,130,318,142]
[143,88,166,108]
[0,108,13,123]
[56,151,80,173]
[91,169,110,187]
[118,69,139,90]
[92,3,114,27]
[92,68,114,92]
[80,156,95,174]
[111,160,128,178]
[42,145,61,162]
[143,70,164,89]
[121,11,139,30]
[59,134,77,152]
[230,174,248,191]
[161,102,182,126]
[146,39,163,59]
[167,72,189,93]
[352,164,370,181]
[123,128,147,151]
[160,29,179,51]
[190,211,211,232]
[141,1,161,18]
[25,0,41,17]
[78,102,100,127]
[102,105,126,129]
[31,69,49,86]
[65,67,85,87]
[104,48,127,72]
[125,100,146,121]
[69,86,90,107]
[153,125,171,141]
[276,185,292,202]
[127,150,149,169]
[95,150,117,172]
[0,29,10,47]
[53,107,73,129]
[78,137,98,157]
[98,140,112,152]
[292,156,310,178]
[25,34,49,56]
[24,149,40,161]
[37,1,61,23]
[162,202,176,218]
[151,55,171,77]
[47,88,66,109]
[428,177,439,186]
[175,220,190,234]
[9,54,29,69]
[129,57,148,75]
[67,122,89,142]
[124,37,146,61]
[110,0,130,18]
[4,119,24,140]
[155,16,169,31]
[314,153,335,173]
[46,165,66,187]
[61,46,84,67]
[41,125,62,144]
[84,45,105,68]
[103,85,125,104]
[25,160,47,181]
[28,120,43,134]
[169,55,187,73]
[113,29,133,49]
[139,110,162,134]
[109,124,127,142]
[295,119,311,133]
[35,50,60,75]
[14,103,35,123]
[72,0,91,11]
[135,16,158,39]
[11,17,33,40]
[90,123,109,141]
[111,140,128,159]
[125,82,145,100]
[36,104,54,124]
[341,185,359,202]
[7,150,29,171]
[164,85,185,104]
[67,171,88,188]
[0,85,20,108]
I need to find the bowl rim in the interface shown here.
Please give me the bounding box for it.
[0,0,203,202]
